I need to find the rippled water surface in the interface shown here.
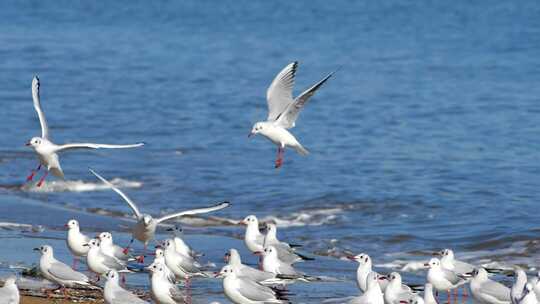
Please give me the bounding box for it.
[1,1,540,302]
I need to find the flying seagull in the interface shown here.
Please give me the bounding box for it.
[25,76,144,186]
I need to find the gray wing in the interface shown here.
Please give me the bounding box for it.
[276,69,335,129]
[102,254,126,270]
[177,255,203,275]
[113,288,149,304]
[237,276,279,302]
[275,246,300,264]
[240,265,276,282]
[49,262,88,282]
[169,284,185,301]
[266,62,297,121]
[454,260,475,274]
[481,280,511,302]
[348,295,369,304]
[278,261,300,276]
[32,76,49,139]
[442,269,462,285]
[57,142,144,152]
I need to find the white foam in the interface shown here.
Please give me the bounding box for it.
[261,207,344,227]
[21,178,142,193]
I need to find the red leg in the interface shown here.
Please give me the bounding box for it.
[37,170,49,187]
[275,147,284,168]
[447,291,451,304]
[123,238,134,255]
[26,164,41,182]
[137,243,147,263]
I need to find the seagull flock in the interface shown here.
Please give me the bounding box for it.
[0,64,535,304]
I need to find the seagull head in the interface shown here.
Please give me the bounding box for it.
[347,253,370,265]
[33,245,53,257]
[98,232,112,243]
[241,215,258,226]
[425,258,440,268]
[249,122,265,138]
[217,265,234,278]
[26,137,42,148]
[106,270,119,283]
[155,248,164,258]
[142,215,152,226]
[65,219,79,229]
[263,246,278,259]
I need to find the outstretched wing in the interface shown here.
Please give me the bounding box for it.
[276,68,336,129]
[266,62,297,121]
[156,202,230,224]
[56,142,144,152]
[89,169,142,218]
[32,76,49,139]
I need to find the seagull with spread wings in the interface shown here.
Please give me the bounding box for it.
[25,76,144,186]
[248,62,337,168]
[90,169,230,263]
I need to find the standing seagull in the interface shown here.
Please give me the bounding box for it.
[348,272,385,304]
[470,268,510,304]
[347,253,390,292]
[34,245,93,296]
[248,62,336,168]
[90,169,230,262]
[104,270,148,304]
[425,258,464,302]
[217,265,288,304]
[25,76,144,186]
[65,219,90,269]
[0,276,20,304]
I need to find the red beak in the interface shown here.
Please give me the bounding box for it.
[346,255,356,261]
[25,142,31,146]
[254,251,262,255]
[424,263,429,267]
[64,224,68,228]
[239,220,247,226]
[214,272,221,278]
[248,132,254,138]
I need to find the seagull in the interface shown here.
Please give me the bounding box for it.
[217,265,288,304]
[150,248,176,284]
[261,246,299,276]
[423,283,439,304]
[0,276,20,304]
[225,248,280,284]
[425,258,464,301]
[469,268,511,304]
[435,249,475,275]
[519,283,538,304]
[347,253,389,292]
[85,238,130,280]
[348,272,385,304]
[25,76,144,186]
[435,249,475,297]
[383,272,415,304]
[240,215,265,254]
[529,272,540,302]
[98,232,131,262]
[248,62,336,168]
[148,262,185,304]
[162,239,209,287]
[263,223,312,264]
[512,267,528,304]
[65,219,90,269]
[33,245,93,296]
[104,270,148,304]
[166,225,200,258]
[90,168,230,262]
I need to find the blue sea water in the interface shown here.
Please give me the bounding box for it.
[1,1,540,302]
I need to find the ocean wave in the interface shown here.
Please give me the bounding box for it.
[261,207,345,228]
[20,178,142,193]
